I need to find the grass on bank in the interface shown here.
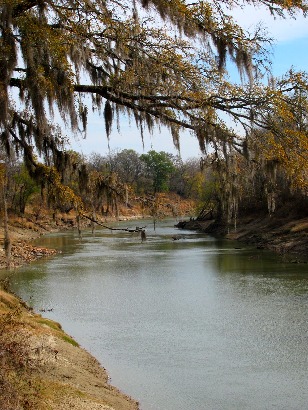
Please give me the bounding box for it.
[0,287,81,409]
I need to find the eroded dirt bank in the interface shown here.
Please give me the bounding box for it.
[177,213,308,263]
[0,288,139,410]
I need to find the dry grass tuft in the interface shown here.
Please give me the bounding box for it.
[0,304,48,409]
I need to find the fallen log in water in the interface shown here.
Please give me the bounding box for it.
[81,214,146,232]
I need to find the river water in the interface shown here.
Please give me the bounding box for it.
[9,219,308,410]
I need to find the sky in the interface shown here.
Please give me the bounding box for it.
[68,4,308,161]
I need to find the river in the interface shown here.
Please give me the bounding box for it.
[9,219,308,410]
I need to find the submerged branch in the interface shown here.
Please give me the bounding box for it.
[81,213,146,232]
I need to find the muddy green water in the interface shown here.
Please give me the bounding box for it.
[8,219,308,410]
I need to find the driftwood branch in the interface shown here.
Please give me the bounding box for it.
[81,214,146,232]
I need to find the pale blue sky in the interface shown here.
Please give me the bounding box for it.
[272,37,308,75]
[69,5,308,160]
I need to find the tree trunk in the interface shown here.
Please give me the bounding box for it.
[76,212,82,238]
[91,208,96,234]
[2,179,11,269]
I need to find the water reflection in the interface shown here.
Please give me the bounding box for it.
[9,219,308,410]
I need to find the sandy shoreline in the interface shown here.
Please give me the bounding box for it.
[0,218,139,410]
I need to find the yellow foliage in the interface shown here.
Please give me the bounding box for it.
[36,163,83,210]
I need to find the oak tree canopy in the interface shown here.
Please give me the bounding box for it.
[1,0,308,195]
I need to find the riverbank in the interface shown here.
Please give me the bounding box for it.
[0,286,139,410]
[0,213,140,410]
[0,192,196,270]
[176,212,308,263]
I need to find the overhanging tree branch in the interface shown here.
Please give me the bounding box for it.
[12,0,40,18]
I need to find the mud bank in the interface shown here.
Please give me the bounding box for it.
[176,214,308,263]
